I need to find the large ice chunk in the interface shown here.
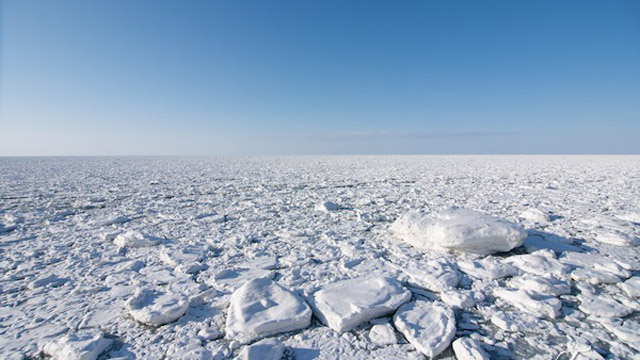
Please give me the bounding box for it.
[125,289,189,326]
[452,337,490,360]
[226,278,312,344]
[43,331,112,360]
[393,301,456,358]
[392,209,526,255]
[308,276,411,333]
[114,230,161,248]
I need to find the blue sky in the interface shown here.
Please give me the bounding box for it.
[1,0,639,155]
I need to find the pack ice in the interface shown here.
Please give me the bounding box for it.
[2,156,639,359]
[392,208,526,255]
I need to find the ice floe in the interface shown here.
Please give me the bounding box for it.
[43,332,112,360]
[493,288,562,319]
[225,278,312,344]
[236,338,285,360]
[125,289,189,326]
[309,276,411,333]
[619,277,640,298]
[393,301,456,358]
[392,208,526,255]
[452,337,490,360]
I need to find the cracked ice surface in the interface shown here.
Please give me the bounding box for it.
[1,155,639,359]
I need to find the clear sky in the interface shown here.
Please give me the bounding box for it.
[1,0,639,155]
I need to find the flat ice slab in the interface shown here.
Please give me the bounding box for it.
[309,276,411,333]
[226,278,312,344]
[236,338,285,360]
[125,289,189,326]
[113,230,161,248]
[458,257,518,280]
[452,337,490,360]
[393,301,456,358]
[392,209,526,255]
[43,332,112,360]
[493,288,562,319]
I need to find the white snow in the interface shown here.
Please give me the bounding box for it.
[308,276,411,333]
[43,332,112,360]
[393,301,456,358]
[113,230,161,248]
[225,277,312,344]
[452,337,490,360]
[125,289,189,326]
[392,208,526,255]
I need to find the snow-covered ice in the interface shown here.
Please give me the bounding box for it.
[126,289,189,326]
[308,276,411,333]
[43,332,112,360]
[393,300,456,358]
[392,208,526,255]
[452,337,490,360]
[225,277,312,344]
[113,230,161,248]
[235,338,285,360]
[1,155,639,359]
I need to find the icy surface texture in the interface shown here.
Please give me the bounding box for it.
[308,276,411,332]
[393,301,456,358]
[126,289,189,326]
[226,277,312,344]
[392,208,526,255]
[1,155,639,359]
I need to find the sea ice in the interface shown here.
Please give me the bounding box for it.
[619,277,640,298]
[507,250,570,278]
[401,260,460,292]
[392,208,526,255]
[509,274,571,296]
[125,289,189,326]
[113,230,161,248]
[440,290,480,309]
[493,288,562,319]
[43,332,112,360]
[458,257,518,280]
[594,229,639,247]
[368,323,398,345]
[393,301,456,358]
[519,208,550,224]
[235,338,285,360]
[577,294,632,318]
[160,246,204,267]
[308,276,411,333]
[225,278,312,344]
[452,337,490,360]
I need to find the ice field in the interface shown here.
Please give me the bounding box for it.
[0,155,639,359]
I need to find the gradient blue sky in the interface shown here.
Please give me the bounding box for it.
[1,0,639,155]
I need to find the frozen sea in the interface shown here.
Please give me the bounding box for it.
[1,156,639,359]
